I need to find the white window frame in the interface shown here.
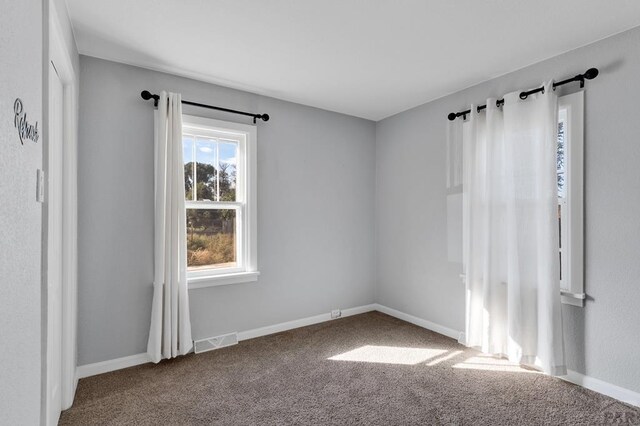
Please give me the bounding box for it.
[558,92,585,307]
[182,115,259,289]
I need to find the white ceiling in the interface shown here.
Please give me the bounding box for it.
[65,0,640,121]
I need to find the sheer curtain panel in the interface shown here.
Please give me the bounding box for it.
[463,82,566,376]
[147,91,193,363]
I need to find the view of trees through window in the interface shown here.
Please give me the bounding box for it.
[557,120,566,197]
[183,136,238,270]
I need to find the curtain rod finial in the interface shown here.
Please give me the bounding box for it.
[584,68,599,80]
[448,112,457,121]
[141,90,159,107]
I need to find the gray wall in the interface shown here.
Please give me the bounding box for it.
[376,26,640,393]
[0,0,43,424]
[77,56,376,365]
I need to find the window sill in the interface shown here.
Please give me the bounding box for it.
[188,271,260,289]
[561,290,585,307]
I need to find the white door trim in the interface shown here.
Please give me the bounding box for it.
[48,4,79,413]
[46,58,64,426]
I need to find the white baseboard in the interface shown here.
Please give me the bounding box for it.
[237,304,377,341]
[74,303,640,409]
[374,304,640,408]
[76,353,151,379]
[75,303,377,379]
[561,370,640,408]
[373,303,461,340]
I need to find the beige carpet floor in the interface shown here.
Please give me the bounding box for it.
[60,312,640,425]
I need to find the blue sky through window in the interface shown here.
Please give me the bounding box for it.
[183,136,238,201]
[183,137,236,167]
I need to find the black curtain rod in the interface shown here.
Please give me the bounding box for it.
[447,67,599,121]
[140,90,270,124]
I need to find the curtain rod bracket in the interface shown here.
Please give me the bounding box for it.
[141,90,159,107]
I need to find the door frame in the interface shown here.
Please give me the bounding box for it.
[45,4,79,416]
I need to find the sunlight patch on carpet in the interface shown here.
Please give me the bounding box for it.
[328,345,447,365]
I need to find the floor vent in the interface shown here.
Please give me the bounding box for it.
[194,332,238,354]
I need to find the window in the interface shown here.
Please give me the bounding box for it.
[182,115,258,288]
[557,92,585,306]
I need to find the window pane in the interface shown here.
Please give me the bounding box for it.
[195,138,218,201]
[183,137,194,201]
[557,172,565,198]
[186,208,237,270]
[557,119,566,173]
[558,204,562,249]
[218,140,237,202]
[557,118,567,199]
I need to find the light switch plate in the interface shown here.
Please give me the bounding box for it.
[36,169,44,203]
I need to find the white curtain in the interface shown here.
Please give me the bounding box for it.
[147,91,193,363]
[463,82,566,375]
[447,116,463,189]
